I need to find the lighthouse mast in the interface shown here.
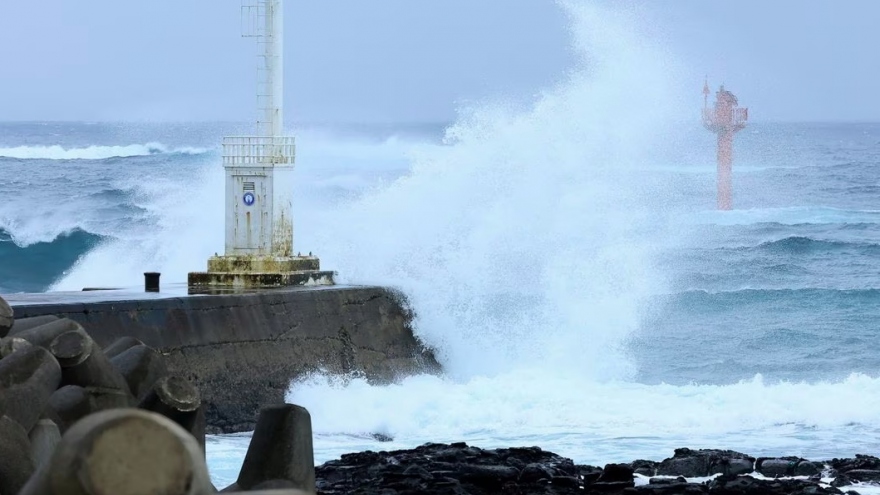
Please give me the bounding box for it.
[188,0,334,290]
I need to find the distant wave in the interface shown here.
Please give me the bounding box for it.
[0,227,105,293]
[0,142,210,160]
[688,206,880,226]
[666,287,880,308]
[747,236,880,255]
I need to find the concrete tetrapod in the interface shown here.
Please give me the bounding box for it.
[28,418,62,470]
[139,375,206,455]
[0,336,32,358]
[111,344,169,402]
[222,404,315,493]
[102,336,144,360]
[13,318,86,349]
[49,330,133,397]
[0,344,62,432]
[0,296,13,337]
[7,315,59,336]
[18,408,214,495]
[0,414,35,495]
[47,384,132,433]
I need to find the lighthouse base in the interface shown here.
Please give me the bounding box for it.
[187,254,336,293]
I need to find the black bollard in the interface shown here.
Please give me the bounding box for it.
[110,343,168,402]
[0,345,62,432]
[0,295,12,338]
[226,404,315,493]
[0,414,35,495]
[8,315,59,336]
[18,409,215,495]
[145,271,161,292]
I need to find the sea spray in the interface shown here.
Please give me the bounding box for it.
[293,0,683,382]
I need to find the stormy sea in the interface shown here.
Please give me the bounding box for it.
[4,5,880,489]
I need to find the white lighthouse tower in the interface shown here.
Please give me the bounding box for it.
[189,0,334,290]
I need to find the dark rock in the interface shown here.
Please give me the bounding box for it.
[831,473,853,488]
[579,465,604,484]
[315,442,583,494]
[794,460,822,476]
[648,476,688,484]
[756,456,804,477]
[631,459,658,477]
[590,480,634,491]
[657,448,754,478]
[710,474,845,494]
[550,475,579,488]
[458,464,520,488]
[839,469,880,482]
[403,464,433,481]
[519,463,554,483]
[827,454,880,473]
[371,432,394,442]
[598,463,634,483]
[639,481,708,494]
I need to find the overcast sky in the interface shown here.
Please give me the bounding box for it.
[1,1,879,123]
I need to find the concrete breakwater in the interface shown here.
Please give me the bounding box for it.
[4,285,440,433]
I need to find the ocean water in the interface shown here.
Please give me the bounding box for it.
[5,2,880,489]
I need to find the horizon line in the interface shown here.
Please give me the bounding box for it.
[4,119,880,126]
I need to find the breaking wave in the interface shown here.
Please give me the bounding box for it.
[0,143,209,160]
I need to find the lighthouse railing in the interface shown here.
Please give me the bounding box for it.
[221,136,296,166]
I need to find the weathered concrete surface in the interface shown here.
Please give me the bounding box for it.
[0,295,13,337]
[9,286,440,433]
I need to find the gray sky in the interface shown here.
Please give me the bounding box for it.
[2,1,879,123]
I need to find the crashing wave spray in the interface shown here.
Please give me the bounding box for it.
[300,0,682,381]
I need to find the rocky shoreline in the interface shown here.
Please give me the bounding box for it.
[314,442,880,494]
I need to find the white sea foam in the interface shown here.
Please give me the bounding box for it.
[0,142,208,160]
